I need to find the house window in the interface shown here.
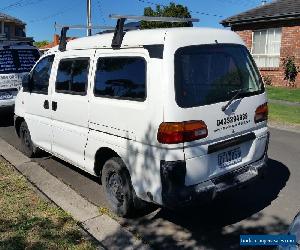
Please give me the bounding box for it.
[4,24,10,37]
[252,28,282,68]
[15,26,25,37]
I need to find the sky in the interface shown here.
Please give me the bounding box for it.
[0,0,267,41]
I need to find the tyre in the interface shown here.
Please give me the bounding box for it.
[101,157,135,217]
[19,121,37,158]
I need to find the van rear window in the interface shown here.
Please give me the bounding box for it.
[94,57,146,101]
[175,44,264,108]
[0,49,40,74]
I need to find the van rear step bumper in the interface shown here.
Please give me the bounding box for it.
[161,154,268,209]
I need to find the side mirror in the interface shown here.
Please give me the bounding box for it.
[22,74,32,92]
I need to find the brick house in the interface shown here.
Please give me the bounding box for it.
[0,12,33,43]
[221,0,300,87]
[40,34,77,52]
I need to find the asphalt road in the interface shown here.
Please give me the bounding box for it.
[0,111,299,250]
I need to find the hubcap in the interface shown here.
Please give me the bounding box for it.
[22,128,31,149]
[107,172,124,205]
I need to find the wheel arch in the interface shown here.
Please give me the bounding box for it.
[94,147,120,181]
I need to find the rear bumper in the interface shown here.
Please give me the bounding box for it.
[161,144,269,209]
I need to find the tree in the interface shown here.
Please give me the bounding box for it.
[141,2,192,29]
[33,40,50,48]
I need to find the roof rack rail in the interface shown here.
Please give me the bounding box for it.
[109,14,199,23]
[109,14,199,49]
[55,24,113,52]
[55,23,138,51]
[55,24,116,30]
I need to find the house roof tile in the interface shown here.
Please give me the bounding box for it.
[221,0,300,27]
[0,12,25,25]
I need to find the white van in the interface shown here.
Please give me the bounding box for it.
[0,42,40,110]
[14,23,269,217]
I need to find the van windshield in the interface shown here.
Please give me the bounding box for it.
[0,49,40,74]
[175,44,264,108]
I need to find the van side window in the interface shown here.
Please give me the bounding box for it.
[30,55,54,94]
[56,58,89,95]
[94,57,146,101]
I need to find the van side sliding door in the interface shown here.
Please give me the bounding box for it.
[50,50,95,169]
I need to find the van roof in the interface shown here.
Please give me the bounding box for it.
[60,27,244,51]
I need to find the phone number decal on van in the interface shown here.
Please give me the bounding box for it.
[217,113,248,127]
[214,113,250,133]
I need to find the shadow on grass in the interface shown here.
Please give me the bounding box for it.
[0,214,87,250]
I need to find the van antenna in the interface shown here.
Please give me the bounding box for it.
[109,14,199,49]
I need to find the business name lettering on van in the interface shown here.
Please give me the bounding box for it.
[214,113,250,133]
[0,74,23,80]
[0,73,25,89]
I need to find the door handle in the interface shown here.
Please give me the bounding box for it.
[43,100,49,109]
[52,101,57,111]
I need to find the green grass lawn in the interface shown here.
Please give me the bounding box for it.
[269,103,300,125]
[267,86,300,103]
[0,160,96,250]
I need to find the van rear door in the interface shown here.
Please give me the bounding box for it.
[173,44,268,185]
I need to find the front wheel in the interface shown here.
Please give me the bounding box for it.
[101,157,135,217]
[19,121,37,158]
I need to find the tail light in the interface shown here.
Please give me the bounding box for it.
[157,120,208,144]
[255,103,268,123]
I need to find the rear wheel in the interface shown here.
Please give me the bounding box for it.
[101,157,135,217]
[19,121,37,158]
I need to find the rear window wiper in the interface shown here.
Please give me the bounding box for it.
[221,88,250,112]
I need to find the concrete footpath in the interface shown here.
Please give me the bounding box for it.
[0,138,150,250]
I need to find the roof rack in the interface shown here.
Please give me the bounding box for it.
[56,14,199,51]
[109,14,199,49]
[55,23,112,51]
[55,23,138,51]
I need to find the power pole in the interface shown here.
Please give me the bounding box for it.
[87,0,92,36]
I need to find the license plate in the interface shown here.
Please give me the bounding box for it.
[218,148,242,168]
[0,92,13,100]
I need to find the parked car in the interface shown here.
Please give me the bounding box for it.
[278,212,300,250]
[0,42,40,111]
[14,25,269,217]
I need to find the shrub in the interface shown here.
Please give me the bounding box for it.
[262,75,272,86]
[282,56,298,88]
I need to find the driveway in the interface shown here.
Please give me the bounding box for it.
[0,111,299,249]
